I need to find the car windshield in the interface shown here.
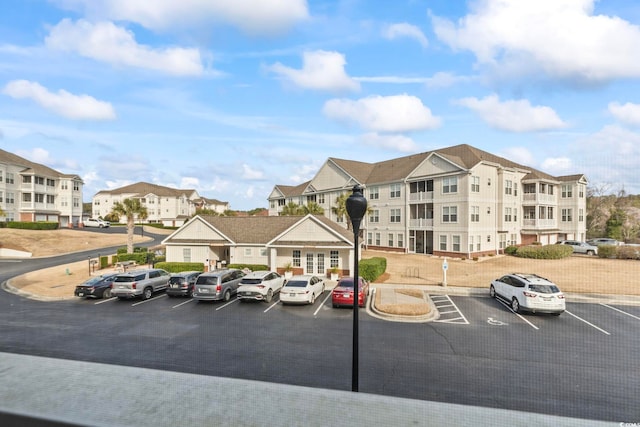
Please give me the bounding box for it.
[284,280,308,287]
[241,278,263,285]
[80,276,105,286]
[169,277,186,284]
[196,276,219,286]
[337,279,354,288]
[529,284,560,294]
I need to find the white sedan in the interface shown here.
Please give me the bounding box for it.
[237,271,285,303]
[279,274,325,305]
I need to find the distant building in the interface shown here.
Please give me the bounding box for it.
[0,148,83,227]
[92,182,228,227]
[268,144,588,258]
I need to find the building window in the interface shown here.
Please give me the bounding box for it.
[439,235,447,251]
[471,206,479,222]
[369,186,379,200]
[60,180,68,190]
[47,178,55,187]
[260,249,267,257]
[476,235,481,251]
[514,183,518,196]
[182,248,191,262]
[443,177,457,193]
[505,180,513,195]
[452,235,460,252]
[46,194,55,204]
[499,234,507,249]
[547,207,554,220]
[0,191,3,202]
[367,232,373,245]
[0,171,3,182]
[369,209,379,223]
[514,208,518,222]
[375,233,381,246]
[578,185,584,198]
[523,183,535,193]
[6,192,14,204]
[487,235,491,242]
[35,176,44,185]
[22,193,32,202]
[306,254,314,273]
[316,254,324,274]
[390,183,401,198]
[318,193,325,204]
[390,208,401,223]
[330,251,339,268]
[35,193,44,203]
[579,208,584,222]
[73,182,80,191]
[471,176,480,192]
[244,248,252,256]
[293,250,301,267]
[278,199,285,207]
[504,207,512,222]
[388,233,394,247]
[442,206,457,223]
[469,235,474,252]
[397,233,404,248]
[562,208,573,222]
[562,184,573,198]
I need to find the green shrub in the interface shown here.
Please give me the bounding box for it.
[7,221,58,230]
[359,257,387,282]
[99,255,108,269]
[117,246,147,254]
[597,245,617,259]
[616,246,640,260]
[114,252,154,265]
[515,244,572,259]
[505,245,518,255]
[154,262,204,273]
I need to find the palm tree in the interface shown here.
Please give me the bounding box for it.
[302,202,324,215]
[280,202,304,216]
[331,192,350,229]
[110,198,148,254]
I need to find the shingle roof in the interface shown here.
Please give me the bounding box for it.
[0,148,81,180]
[96,181,196,198]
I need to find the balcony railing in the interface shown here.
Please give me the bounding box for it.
[409,191,433,202]
[409,218,434,228]
[523,219,557,228]
[523,193,556,204]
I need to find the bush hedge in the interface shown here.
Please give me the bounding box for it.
[228,264,269,271]
[7,221,59,230]
[154,262,205,273]
[514,244,573,259]
[359,257,387,282]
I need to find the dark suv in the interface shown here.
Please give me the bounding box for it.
[193,269,246,302]
[166,271,201,297]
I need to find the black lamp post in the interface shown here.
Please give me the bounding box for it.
[345,184,367,392]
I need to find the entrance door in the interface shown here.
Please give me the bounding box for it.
[305,253,325,275]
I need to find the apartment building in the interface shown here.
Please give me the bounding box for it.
[268,144,587,258]
[91,182,228,227]
[0,148,84,227]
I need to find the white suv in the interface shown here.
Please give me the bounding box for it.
[490,273,565,315]
[84,218,110,228]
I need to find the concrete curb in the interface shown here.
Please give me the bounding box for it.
[368,287,440,323]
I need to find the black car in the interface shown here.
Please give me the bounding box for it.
[74,273,119,299]
[166,271,202,297]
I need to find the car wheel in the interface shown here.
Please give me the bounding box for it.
[489,285,496,298]
[321,284,325,294]
[142,287,152,300]
[223,289,231,302]
[265,289,273,303]
[511,298,520,313]
[552,312,563,316]
[103,288,112,299]
[587,250,595,256]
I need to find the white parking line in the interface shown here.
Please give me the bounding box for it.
[172,298,194,309]
[131,294,167,306]
[495,298,539,330]
[565,310,610,335]
[94,297,117,305]
[215,298,239,311]
[314,292,332,316]
[264,301,279,313]
[600,303,640,321]
[432,295,470,325]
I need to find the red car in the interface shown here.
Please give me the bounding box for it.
[331,277,369,308]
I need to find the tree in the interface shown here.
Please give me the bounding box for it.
[280,202,304,216]
[302,202,324,215]
[110,198,148,254]
[331,192,349,229]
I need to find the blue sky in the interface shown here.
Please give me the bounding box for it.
[2,0,640,210]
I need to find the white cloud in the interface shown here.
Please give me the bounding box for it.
[608,102,640,127]
[45,19,204,76]
[180,177,200,188]
[3,80,116,120]
[541,157,573,174]
[359,133,419,152]
[267,50,360,92]
[455,94,567,132]
[382,23,428,47]
[323,94,441,133]
[16,147,81,170]
[425,72,474,89]
[52,0,309,35]
[431,0,640,83]
[242,164,264,180]
[500,146,534,166]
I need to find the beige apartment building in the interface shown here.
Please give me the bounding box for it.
[92,182,229,227]
[268,144,587,258]
[0,148,84,227]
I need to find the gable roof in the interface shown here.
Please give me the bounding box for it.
[0,148,82,180]
[95,181,197,198]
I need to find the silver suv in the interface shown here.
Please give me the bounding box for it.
[111,268,170,300]
[193,269,246,302]
[556,240,598,256]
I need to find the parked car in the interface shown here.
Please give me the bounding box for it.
[166,271,202,297]
[237,271,285,303]
[74,273,119,299]
[331,276,369,308]
[83,218,110,228]
[193,269,246,302]
[556,240,598,256]
[490,273,565,315]
[280,274,325,305]
[111,268,170,300]
[586,238,622,246]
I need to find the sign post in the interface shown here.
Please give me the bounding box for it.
[442,258,448,287]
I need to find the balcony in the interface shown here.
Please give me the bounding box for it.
[523,219,557,229]
[409,191,433,202]
[409,218,434,228]
[523,193,556,204]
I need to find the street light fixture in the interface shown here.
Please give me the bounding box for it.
[345,184,367,392]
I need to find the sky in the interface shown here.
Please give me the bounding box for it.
[2,0,640,211]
